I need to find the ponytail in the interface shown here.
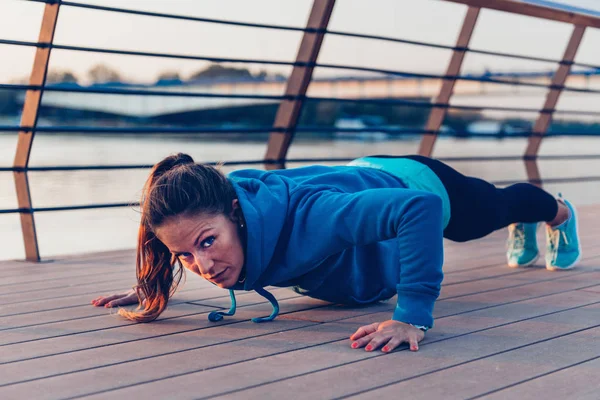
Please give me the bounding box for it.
[118,225,183,322]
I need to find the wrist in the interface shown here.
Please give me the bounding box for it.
[408,323,429,332]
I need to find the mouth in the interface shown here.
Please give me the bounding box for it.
[209,267,228,283]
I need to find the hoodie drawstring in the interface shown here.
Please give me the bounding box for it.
[207,288,280,323]
[252,288,280,323]
[208,290,237,322]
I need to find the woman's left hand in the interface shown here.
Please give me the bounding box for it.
[350,320,425,353]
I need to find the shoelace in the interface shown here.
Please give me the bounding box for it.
[547,227,570,263]
[507,224,525,250]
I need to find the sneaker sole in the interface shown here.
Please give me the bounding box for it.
[546,252,581,271]
[546,199,582,271]
[508,253,540,268]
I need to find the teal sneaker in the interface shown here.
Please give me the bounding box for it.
[546,197,581,271]
[506,222,539,268]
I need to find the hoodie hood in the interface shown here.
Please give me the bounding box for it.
[205,170,292,323]
[229,170,291,290]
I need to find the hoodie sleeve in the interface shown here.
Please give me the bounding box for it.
[291,187,444,328]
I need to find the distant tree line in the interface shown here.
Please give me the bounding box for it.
[0,63,285,115]
[9,63,286,86]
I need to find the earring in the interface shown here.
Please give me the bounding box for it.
[240,223,245,228]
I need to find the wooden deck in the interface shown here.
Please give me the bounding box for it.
[1,205,600,400]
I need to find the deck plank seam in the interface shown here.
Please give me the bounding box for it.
[66,298,600,400]
[3,270,599,352]
[4,283,600,390]
[467,354,600,399]
[334,320,600,399]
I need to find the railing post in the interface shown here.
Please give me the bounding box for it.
[524,25,586,186]
[13,0,61,262]
[418,6,480,157]
[264,0,335,170]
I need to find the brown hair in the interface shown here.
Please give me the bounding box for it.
[119,153,237,322]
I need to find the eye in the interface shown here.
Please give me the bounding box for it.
[200,236,215,248]
[177,252,192,259]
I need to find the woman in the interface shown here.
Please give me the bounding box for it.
[91,153,580,353]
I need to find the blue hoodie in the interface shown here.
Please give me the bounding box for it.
[215,164,444,328]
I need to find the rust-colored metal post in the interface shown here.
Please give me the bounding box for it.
[418,6,480,157]
[264,0,335,170]
[524,25,586,186]
[13,1,61,261]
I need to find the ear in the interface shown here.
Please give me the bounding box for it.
[229,199,240,222]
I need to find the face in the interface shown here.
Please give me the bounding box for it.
[155,201,245,289]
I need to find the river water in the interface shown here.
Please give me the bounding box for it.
[1,132,599,261]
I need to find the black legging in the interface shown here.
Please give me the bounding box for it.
[370,155,558,243]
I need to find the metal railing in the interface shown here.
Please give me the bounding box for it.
[2,0,600,260]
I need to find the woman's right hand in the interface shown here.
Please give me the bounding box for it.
[91,289,142,308]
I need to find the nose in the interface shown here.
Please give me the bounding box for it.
[193,252,215,277]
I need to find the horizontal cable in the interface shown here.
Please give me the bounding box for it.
[0,38,41,48]
[493,175,600,186]
[0,208,25,214]
[324,29,600,70]
[2,125,600,138]
[0,125,285,134]
[436,154,600,162]
[1,39,599,95]
[2,173,600,214]
[3,154,600,173]
[0,82,290,101]
[44,0,308,32]
[20,1,600,71]
[0,159,274,172]
[0,125,508,136]
[0,154,600,172]
[2,82,600,117]
[0,202,138,214]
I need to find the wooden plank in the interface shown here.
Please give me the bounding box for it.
[442,267,532,286]
[0,270,132,296]
[524,159,543,187]
[0,280,143,309]
[525,25,586,159]
[444,0,600,29]
[0,282,243,319]
[0,304,392,391]
[0,266,206,307]
[2,276,591,395]
[2,246,598,344]
[342,307,600,399]
[12,1,61,262]
[201,296,600,400]
[483,357,600,399]
[0,250,134,277]
[12,173,39,262]
[0,284,257,331]
[263,0,335,169]
[581,286,600,293]
[0,266,579,345]
[418,6,480,156]
[0,248,134,267]
[55,289,600,400]
[434,270,600,317]
[0,263,132,288]
[0,276,130,304]
[0,286,300,335]
[0,290,318,363]
[0,207,598,398]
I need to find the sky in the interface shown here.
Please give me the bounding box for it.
[1,0,600,85]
